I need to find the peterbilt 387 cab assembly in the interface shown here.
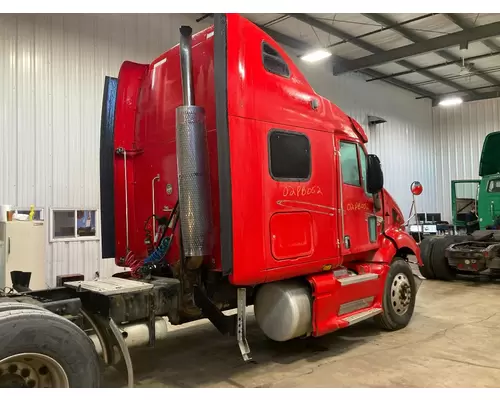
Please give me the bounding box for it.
[0,14,422,388]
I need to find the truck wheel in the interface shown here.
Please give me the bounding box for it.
[0,309,101,388]
[430,236,469,281]
[419,236,440,279]
[0,302,45,312]
[374,258,416,331]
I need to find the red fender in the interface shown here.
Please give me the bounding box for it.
[371,227,422,265]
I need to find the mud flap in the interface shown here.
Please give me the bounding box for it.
[412,272,424,293]
[405,257,424,292]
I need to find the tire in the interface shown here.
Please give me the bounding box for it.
[0,302,46,313]
[0,309,101,388]
[419,236,440,279]
[471,230,493,241]
[374,258,416,331]
[430,236,470,281]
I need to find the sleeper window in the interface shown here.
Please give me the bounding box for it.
[340,141,361,186]
[262,42,290,78]
[269,131,311,180]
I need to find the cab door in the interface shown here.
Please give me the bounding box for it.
[479,176,500,229]
[337,139,380,255]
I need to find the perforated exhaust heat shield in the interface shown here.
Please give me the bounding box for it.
[176,25,213,257]
[176,106,212,257]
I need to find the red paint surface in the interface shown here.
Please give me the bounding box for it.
[111,14,420,337]
[307,263,388,337]
[339,140,382,259]
[270,212,314,260]
[113,61,149,262]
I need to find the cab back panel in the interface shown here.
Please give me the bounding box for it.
[113,62,148,264]
[112,26,220,267]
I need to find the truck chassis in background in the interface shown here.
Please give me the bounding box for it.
[420,231,500,281]
[420,131,500,281]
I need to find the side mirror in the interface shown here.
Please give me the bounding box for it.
[366,154,384,194]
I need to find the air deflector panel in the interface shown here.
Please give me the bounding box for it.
[214,13,233,276]
[100,76,118,259]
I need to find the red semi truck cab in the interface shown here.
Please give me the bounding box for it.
[102,13,422,356]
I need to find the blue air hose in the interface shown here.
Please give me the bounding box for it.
[144,236,171,264]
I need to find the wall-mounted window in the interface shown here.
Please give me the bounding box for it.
[50,209,99,242]
[269,130,311,181]
[340,141,361,187]
[262,42,290,78]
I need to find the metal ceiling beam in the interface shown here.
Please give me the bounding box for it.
[362,14,500,88]
[261,26,436,98]
[444,13,500,52]
[356,69,436,98]
[366,50,500,82]
[291,13,472,94]
[325,13,436,50]
[195,14,311,54]
[262,14,291,27]
[196,13,213,23]
[292,14,383,54]
[331,20,500,74]
[261,26,311,53]
[433,89,500,106]
[197,13,436,99]
[416,83,500,99]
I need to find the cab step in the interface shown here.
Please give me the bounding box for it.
[342,308,382,326]
[338,273,378,286]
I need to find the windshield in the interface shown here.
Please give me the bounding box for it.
[479,131,500,176]
[488,178,500,193]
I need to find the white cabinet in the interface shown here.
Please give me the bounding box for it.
[0,221,46,291]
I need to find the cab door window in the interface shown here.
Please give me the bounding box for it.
[357,144,370,197]
[339,141,360,186]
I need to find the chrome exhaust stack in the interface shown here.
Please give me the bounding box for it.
[176,25,213,264]
[179,26,195,106]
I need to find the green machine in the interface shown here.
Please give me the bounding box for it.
[420,131,500,281]
[451,131,500,231]
[451,179,480,230]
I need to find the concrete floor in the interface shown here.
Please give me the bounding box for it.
[104,274,500,388]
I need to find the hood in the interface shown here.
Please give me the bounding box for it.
[479,131,500,177]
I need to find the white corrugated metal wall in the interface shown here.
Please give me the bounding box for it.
[0,13,210,285]
[0,14,435,286]
[433,97,500,222]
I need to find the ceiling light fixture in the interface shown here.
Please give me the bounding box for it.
[301,49,332,63]
[438,97,463,107]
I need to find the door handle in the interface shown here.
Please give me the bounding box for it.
[310,98,319,110]
[7,237,10,255]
